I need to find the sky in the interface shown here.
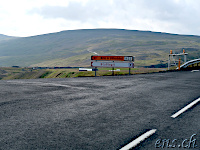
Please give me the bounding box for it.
[0,0,200,37]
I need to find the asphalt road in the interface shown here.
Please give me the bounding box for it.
[0,70,199,150]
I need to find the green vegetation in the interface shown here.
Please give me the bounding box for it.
[0,67,165,80]
[0,29,200,67]
[66,72,75,77]
[39,71,52,78]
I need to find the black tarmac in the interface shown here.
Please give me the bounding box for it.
[0,70,200,150]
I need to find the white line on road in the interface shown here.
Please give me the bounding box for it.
[42,82,73,88]
[171,97,200,118]
[119,129,157,150]
[191,70,199,72]
[7,81,84,89]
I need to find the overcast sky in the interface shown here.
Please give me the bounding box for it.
[0,0,200,37]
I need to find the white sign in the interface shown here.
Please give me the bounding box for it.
[79,68,92,71]
[91,61,134,68]
[124,56,134,61]
[109,69,120,71]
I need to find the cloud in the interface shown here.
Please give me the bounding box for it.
[29,0,112,22]
[145,0,200,34]
[1,0,200,36]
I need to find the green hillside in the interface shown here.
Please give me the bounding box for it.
[0,29,200,67]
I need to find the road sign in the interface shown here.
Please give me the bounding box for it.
[91,56,134,61]
[91,61,134,68]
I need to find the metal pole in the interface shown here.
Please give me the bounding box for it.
[129,68,131,75]
[184,54,187,63]
[95,67,97,77]
[168,55,170,70]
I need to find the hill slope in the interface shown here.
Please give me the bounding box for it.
[0,29,200,67]
[0,34,17,41]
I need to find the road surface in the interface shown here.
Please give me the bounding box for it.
[0,70,199,150]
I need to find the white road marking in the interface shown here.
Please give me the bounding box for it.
[191,70,199,72]
[7,81,31,84]
[41,83,73,88]
[171,97,200,118]
[119,129,157,150]
[7,81,84,89]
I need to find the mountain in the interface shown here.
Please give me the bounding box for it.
[0,29,200,67]
[0,34,17,41]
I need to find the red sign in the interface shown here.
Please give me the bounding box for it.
[91,56,134,61]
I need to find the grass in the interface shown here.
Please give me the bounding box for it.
[2,60,199,80]
[0,67,166,80]
[31,53,92,67]
[1,29,200,67]
[39,71,52,78]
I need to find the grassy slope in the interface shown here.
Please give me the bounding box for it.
[0,29,200,67]
[0,67,164,80]
[1,61,199,80]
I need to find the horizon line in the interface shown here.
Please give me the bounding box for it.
[1,28,200,38]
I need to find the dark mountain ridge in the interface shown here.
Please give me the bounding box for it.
[0,34,17,41]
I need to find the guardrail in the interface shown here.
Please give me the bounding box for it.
[179,58,200,69]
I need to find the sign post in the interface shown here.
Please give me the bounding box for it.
[95,67,97,77]
[91,55,134,76]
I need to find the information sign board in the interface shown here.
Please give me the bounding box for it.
[91,56,134,61]
[91,61,134,68]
